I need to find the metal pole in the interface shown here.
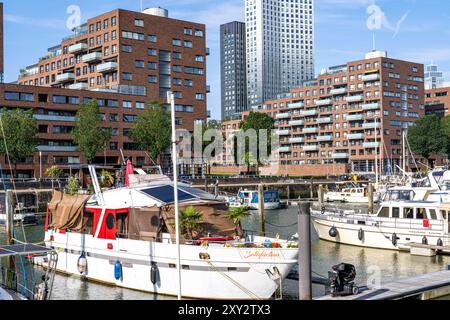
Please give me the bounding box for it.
[258,184,265,237]
[375,117,379,188]
[5,189,13,245]
[168,91,182,300]
[287,185,290,201]
[368,183,374,215]
[39,151,42,181]
[298,202,312,300]
[310,180,314,199]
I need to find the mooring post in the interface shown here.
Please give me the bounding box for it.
[287,185,291,201]
[368,183,374,215]
[214,181,219,198]
[310,180,314,199]
[298,202,312,300]
[204,177,208,192]
[258,184,265,237]
[318,184,324,209]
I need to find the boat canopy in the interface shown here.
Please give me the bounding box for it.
[0,244,55,258]
[48,190,91,232]
[137,183,219,205]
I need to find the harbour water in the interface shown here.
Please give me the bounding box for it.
[2,203,450,300]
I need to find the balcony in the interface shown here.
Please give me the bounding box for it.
[300,109,318,116]
[82,52,102,63]
[302,127,318,134]
[37,146,78,152]
[68,82,88,90]
[348,133,365,140]
[317,135,333,142]
[68,43,88,54]
[276,129,291,136]
[278,147,291,153]
[362,102,381,111]
[33,114,76,122]
[289,137,305,143]
[276,113,291,119]
[346,95,364,103]
[289,120,304,126]
[206,85,211,93]
[332,153,349,159]
[330,88,347,95]
[317,117,333,124]
[303,145,319,152]
[289,102,304,109]
[56,72,75,83]
[97,62,118,73]
[362,122,381,129]
[347,114,364,121]
[363,142,381,148]
[362,73,380,82]
[315,99,332,106]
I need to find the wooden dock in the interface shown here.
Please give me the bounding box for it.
[316,269,450,300]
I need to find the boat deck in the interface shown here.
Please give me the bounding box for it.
[317,269,450,300]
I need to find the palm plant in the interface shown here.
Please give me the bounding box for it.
[178,206,204,239]
[226,206,251,236]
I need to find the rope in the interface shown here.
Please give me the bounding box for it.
[205,261,262,300]
[265,221,298,228]
[0,114,27,243]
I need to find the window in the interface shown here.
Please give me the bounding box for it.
[378,207,389,218]
[404,208,414,219]
[135,60,145,68]
[185,67,203,75]
[112,45,117,54]
[148,62,157,70]
[174,92,182,99]
[136,102,145,109]
[416,208,425,220]
[184,28,193,35]
[107,99,118,107]
[195,30,204,37]
[89,24,94,33]
[392,207,400,219]
[111,16,117,26]
[172,39,182,46]
[5,92,34,101]
[103,19,109,29]
[429,209,437,220]
[104,33,109,43]
[122,72,133,81]
[184,79,193,87]
[96,21,101,31]
[184,40,193,48]
[173,78,182,86]
[196,93,205,101]
[148,48,157,56]
[148,75,157,83]
[122,45,132,53]
[112,30,117,40]
[148,35,157,43]
[135,19,144,27]
[122,31,144,41]
[123,114,137,122]
[173,52,182,60]
[96,35,102,45]
[173,65,182,73]
[122,100,132,108]
[195,55,204,62]
[109,114,118,122]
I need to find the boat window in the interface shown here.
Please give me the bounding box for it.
[428,209,437,220]
[83,211,94,235]
[404,208,414,219]
[378,207,389,218]
[140,185,197,204]
[416,208,426,220]
[116,212,128,239]
[441,210,447,220]
[392,207,400,219]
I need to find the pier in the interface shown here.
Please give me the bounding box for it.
[317,268,450,300]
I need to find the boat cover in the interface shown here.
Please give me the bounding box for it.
[48,190,91,232]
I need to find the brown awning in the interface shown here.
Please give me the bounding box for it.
[48,190,91,232]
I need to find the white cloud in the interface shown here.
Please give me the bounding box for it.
[4,14,65,29]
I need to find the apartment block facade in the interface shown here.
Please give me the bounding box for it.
[219,51,425,176]
[17,8,207,132]
[220,21,247,120]
[425,86,450,117]
[245,0,315,107]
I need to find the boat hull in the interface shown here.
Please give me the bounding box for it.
[39,232,297,299]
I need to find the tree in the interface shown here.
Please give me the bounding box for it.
[408,115,447,167]
[226,206,251,236]
[199,120,223,175]
[130,101,171,163]
[66,176,80,196]
[0,108,38,173]
[238,112,275,173]
[178,206,204,239]
[441,116,450,157]
[72,100,111,164]
[46,165,64,189]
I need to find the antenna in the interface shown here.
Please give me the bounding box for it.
[140,0,143,11]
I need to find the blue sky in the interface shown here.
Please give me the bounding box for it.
[4,0,450,120]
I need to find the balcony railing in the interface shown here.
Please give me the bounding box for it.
[330,88,347,95]
[362,122,381,129]
[348,133,365,140]
[278,147,291,153]
[300,109,318,116]
[362,102,381,111]
[34,114,76,122]
[317,117,333,124]
[346,95,364,103]
[332,152,349,159]
[56,73,75,83]
[68,82,88,90]
[362,73,380,82]
[82,52,102,63]
[289,120,304,126]
[97,62,118,73]
[315,99,332,106]
[289,137,305,143]
[289,102,304,109]
[303,145,319,151]
[363,142,381,148]
[37,146,78,152]
[276,130,291,136]
[68,43,88,54]
[347,114,364,121]
[302,127,318,134]
[317,135,333,142]
[276,113,291,119]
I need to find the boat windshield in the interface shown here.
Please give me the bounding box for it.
[383,190,415,201]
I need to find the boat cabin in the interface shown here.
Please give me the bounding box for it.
[376,201,443,221]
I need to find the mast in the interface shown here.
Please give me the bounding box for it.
[374,117,379,187]
[402,129,406,177]
[168,91,182,300]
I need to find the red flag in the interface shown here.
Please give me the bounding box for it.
[423,219,430,228]
[125,160,134,187]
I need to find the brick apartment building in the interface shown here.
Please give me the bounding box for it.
[0,5,208,178]
[217,51,426,177]
[425,87,450,117]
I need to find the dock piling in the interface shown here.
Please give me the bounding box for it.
[258,184,265,237]
[368,183,374,214]
[318,185,324,209]
[298,202,312,300]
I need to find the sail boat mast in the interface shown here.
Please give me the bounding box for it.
[375,117,379,187]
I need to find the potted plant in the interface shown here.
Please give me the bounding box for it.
[178,206,204,239]
[65,176,80,196]
[99,169,115,188]
[226,206,251,237]
[46,165,63,189]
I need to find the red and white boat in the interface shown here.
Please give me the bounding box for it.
[37,164,298,299]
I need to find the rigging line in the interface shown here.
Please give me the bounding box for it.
[265,221,298,228]
[0,114,27,243]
